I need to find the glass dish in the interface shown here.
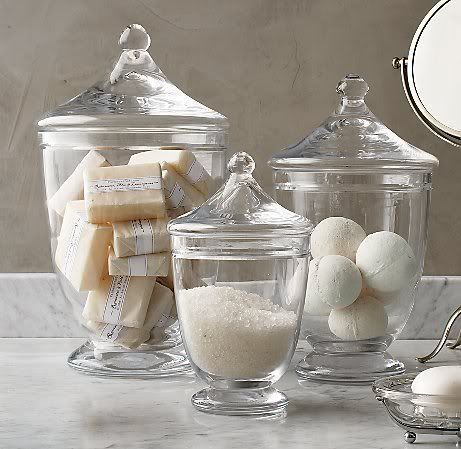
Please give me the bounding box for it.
[373,373,461,444]
[38,24,229,378]
[269,74,439,383]
[169,152,311,415]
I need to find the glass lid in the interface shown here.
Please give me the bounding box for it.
[269,74,438,172]
[393,0,461,147]
[168,152,312,239]
[38,24,228,134]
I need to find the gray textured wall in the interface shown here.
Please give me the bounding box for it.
[0,0,459,274]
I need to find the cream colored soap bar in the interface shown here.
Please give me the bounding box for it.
[108,249,170,277]
[86,281,174,349]
[84,163,165,224]
[55,200,112,291]
[82,275,156,328]
[158,258,175,290]
[48,151,109,216]
[129,147,212,196]
[161,162,205,211]
[112,218,169,258]
[148,283,176,343]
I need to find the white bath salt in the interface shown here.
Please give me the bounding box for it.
[178,286,297,378]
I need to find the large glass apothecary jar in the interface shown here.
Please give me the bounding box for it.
[169,152,311,415]
[269,74,438,383]
[38,24,229,378]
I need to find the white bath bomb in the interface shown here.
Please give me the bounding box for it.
[356,231,417,293]
[304,258,331,316]
[311,217,366,261]
[412,366,461,415]
[306,256,362,310]
[328,295,388,340]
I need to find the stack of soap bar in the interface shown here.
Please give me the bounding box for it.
[84,163,165,223]
[112,218,169,258]
[160,162,205,211]
[129,147,212,196]
[108,249,170,277]
[82,275,156,328]
[48,150,109,216]
[86,282,174,349]
[55,200,112,291]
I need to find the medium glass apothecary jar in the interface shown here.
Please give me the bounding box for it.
[38,24,229,378]
[269,74,439,383]
[169,152,311,415]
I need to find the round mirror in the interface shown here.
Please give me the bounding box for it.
[396,0,461,146]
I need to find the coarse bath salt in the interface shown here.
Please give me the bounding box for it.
[178,285,297,378]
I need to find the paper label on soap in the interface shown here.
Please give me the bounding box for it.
[127,255,148,276]
[103,276,130,323]
[165,182,185,209]
[185,159,205,184]
[99,323,123,341]
[87,176,161,193]
[63,214,85,276]
[131,220,154,255]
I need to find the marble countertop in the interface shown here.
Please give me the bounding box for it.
[1,339,461,449]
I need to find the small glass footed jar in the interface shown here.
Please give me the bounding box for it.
[269,74,439,383]
[168,152,311,415]
[38,24,228,378]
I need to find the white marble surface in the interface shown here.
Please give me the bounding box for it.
[0,274,460,338]
[0,338,460,449]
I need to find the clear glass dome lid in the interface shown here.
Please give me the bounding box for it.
[270,74,438,172]
[169,152,311,248]
[38,24,228,136]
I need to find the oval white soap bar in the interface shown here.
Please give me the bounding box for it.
[412,366,461,396]
[356,231,417,293]
[328,295,388,340]
[412,366,461,415]
[311,217,366,261]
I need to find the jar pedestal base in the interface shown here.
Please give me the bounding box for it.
[191,387,288,416]
[296,350,405,384]
[67,340,192,378]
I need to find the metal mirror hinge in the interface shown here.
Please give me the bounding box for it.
[392,56,461,147]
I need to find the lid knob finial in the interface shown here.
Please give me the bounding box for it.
[336,74,369,101]
[119,24,151,51]
[228,152,255,175]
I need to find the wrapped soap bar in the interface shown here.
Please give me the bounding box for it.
[82,275,156,328]
[129,147,212,196]
[149,296,177,343]
[161,162,205,211]
[112,218,169,258]
[48,150,109,216]
[55,200,112,291]
[108,249,170,277]
[157,258,174,290]
[86,281,174,349]
[84,163,165,224]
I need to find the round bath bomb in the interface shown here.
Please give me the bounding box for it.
[356,231,417,293]
[307,256,362,309]
[311,217,366,261]
[412,366,461,415]
[304,258,331,316]
[328,295,388,340]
